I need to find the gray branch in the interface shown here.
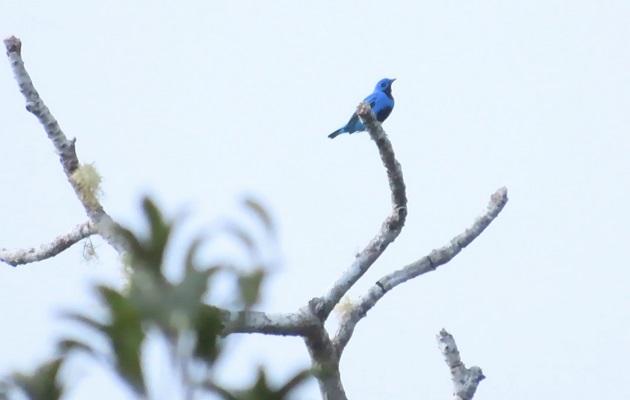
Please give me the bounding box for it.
[332,187,508,355]
[3,36,126,258]
[0,221,96,267]
[221,306,347,399]
[221,308,320,336]
[310,101,407,321]
[437,329,485,400]
[303,103,408,400]
[217,103,401,400]
[304,328,347,400]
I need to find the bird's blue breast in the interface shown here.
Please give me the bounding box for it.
[365,91,395,123]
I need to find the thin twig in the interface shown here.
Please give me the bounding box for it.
[0,221,96,267]
[3,36,125,257]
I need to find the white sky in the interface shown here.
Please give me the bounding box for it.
[1,1,629,399]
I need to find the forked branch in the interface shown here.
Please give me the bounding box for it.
[3,36,126,263]
[333,187,508,355]
[310,101,408,321]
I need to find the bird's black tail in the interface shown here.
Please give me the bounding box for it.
[328,129,343,139]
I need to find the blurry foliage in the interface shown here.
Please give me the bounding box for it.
[2,359,63,400]
[1,197,309,400]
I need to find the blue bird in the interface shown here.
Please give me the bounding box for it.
[328,78,396,139]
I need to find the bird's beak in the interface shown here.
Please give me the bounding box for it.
[391,78,396,84]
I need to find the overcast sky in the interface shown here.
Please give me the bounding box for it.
[1,1,629,399]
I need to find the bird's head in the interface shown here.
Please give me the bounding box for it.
[374,78,396,93]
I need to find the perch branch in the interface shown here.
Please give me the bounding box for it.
[311,102,407,321]
[437,329,485,400]
[0,221,96,267]
[333,187,508,355]
[3,36,125,257]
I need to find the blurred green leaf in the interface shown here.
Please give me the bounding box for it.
[224,224,257,261]
[142,197,171,269]
[53,196,285,398]
[115,226,145,265]
[127,269,171,328]
[126,257,219,336]
[0,381,10,400]
[115,197,174,282]
[215,367,311,400]
[57,338,97,358]
[243,197,275,236]
[97,287,146,395]
[62,287,146,396]
[237,268,265,308]
[193,305,224,362]
[173,266,215,317]
[62,311,106,333]
[275,369,312,398]
[11,358,63,400]
[184,237,203,273]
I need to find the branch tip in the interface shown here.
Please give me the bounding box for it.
[356,101,371,117]
[491,187,508,204]
[437,329,484,400]
[3,36,21,55]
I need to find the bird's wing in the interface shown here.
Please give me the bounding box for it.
[363,92,379,108]
[345,112,359,126]
[365,92,388,112]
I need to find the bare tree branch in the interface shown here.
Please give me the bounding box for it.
[304,329,347,400]
[3,37,503,400]
[221,308,319,336]
[222,307,347,399]
[437,329,485,400]
[311,102,407,321]
[3,36,125,257]
[222,310,348,399]
[0,221,96,267]
[332,187,509,355]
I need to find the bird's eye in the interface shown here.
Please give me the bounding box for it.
[381,82,387,87]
